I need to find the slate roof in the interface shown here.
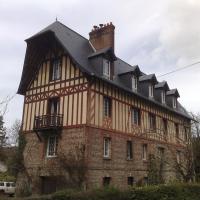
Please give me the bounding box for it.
[166,89,180,97]
[155,81,170,90]
[17,21,191,120]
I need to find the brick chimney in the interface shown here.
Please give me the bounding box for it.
[89,22,115,51]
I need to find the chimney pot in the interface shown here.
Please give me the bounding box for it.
[99,24,103,27]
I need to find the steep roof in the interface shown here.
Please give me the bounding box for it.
[155,81,170,90]
[17,21,191,120]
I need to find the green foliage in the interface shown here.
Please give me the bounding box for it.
[0,172,15,182]
[52,184,200,200]
[7,132,26,177]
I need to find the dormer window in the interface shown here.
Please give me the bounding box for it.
[173,97,177,108]
[132,76,138,91]
[161,91,166,104]
[103,59,111,79]
[149,84,154,98]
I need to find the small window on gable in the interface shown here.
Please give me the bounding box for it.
[50,58,61,81]
[47,136,58,157]
[173,97,177,108]
[103,96,112,118]
[161,91,166,104]
[103,59,111,79]
[131,107,140,125]
[132,76,138,91]
[149,84,154,98]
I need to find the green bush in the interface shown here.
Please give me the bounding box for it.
[52,184,200,200]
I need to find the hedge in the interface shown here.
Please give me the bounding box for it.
[52,183,200,200]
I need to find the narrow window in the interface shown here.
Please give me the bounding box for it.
[175,123,179,138]
[50,58,61,81]
[103,137,111,158]
[103,177,111,186]
[173,97,177,108]
[127,141,133,160]
[143,177,148,185]
[149,113,156,130]
[103,59,111,79]
[142,144,147,160]
[48,98,59,115]
[184,127,189,141]
[161,91,166,104]
[163,119,168,135]
[128,177,134,186]
[149,84,154,98]
[47,136,58,157]
[103,97,112,117]
[132,76,138,91]
[157,147,164,159]
[176,151,181,164]
[131,107,140,125]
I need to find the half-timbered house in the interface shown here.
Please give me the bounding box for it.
[17,21,191,194]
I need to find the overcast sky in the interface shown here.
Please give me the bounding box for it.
[0,0,200,127]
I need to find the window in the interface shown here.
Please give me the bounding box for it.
[0,182,4,186]
[103,59,111,79]
[176,151,181,164]
[127,141,133,160]
[50,58,61,81]
[173,97,177,108]
[142,144,147,160]
[149,84,154,98]
[103,177,111,186]
[131,107,140,125]
[162,119,168,135]
[143,177,148,185]
[157,147,164,159]
[103,97,112,117]
[132,76,138,91]
[161,91,166,104]
[184,127,189,141]
[175,123,179,138]
[149,113,156,130]
[103,137,111,158]
[128,177,134,186]
[48,98,59,115]
[47,136,58,157]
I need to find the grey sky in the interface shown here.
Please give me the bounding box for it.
[0,0,200,127]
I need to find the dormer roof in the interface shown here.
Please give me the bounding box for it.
[139,74,158,84]
[118,65,142,76]
[155,81,169,91]
[88,47,117,61]
[166,89,180,97]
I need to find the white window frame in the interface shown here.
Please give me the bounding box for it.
[149,84,154,98]
[103,59,111,79]
[47,136,58,157]
[161,91,166,104]
[103,137,111,158]
[52,59,61,81]
[142,144,147,160]
[173,97,177,108]
[132,76,138,91]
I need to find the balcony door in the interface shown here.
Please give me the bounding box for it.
[48,98,60,126]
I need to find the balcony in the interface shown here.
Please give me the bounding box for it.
[33,114,63,131]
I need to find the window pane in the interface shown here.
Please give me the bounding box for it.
[47,136,58,157]
[104,138,111,158]
[127,141,133,159]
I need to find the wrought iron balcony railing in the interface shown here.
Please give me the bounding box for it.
[33,114,63,131]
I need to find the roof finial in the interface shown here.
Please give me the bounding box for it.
[56,16,58,21]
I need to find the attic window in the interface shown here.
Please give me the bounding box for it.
[173,97,177,108]
[50,58,61,81]
[149,84,154,98]
[132,76,138,91]
[103,59,111,79]
[161,91,166,104]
